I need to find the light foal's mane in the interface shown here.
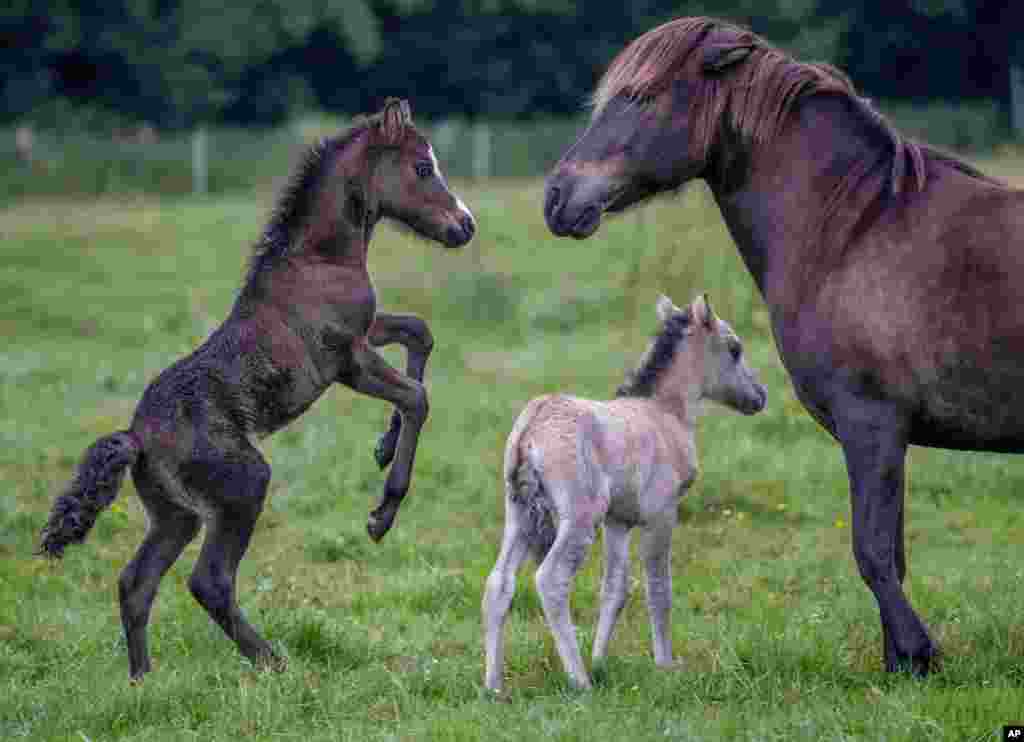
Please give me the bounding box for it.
[590,16,929,196]
[616,311,689,398]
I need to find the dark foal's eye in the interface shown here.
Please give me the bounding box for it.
[415,161,433,178]
[730,344,742,362]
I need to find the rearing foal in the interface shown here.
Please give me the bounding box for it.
[38,98,475,680]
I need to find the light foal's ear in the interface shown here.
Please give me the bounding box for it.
[379,97,412,144]
[656,294,679,323]
[693,293,716,329]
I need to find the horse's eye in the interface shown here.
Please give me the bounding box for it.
[730,344,742,361]
[415,162,433,178]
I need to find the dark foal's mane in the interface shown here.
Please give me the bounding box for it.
[617,312,690,398]
[247,109,405,284]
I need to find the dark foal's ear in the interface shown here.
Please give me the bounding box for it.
[379,97,411,144]
[702,43,754,74]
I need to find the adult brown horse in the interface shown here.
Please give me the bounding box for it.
[544,16,1024,675]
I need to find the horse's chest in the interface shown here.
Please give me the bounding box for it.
[306,282,377,382]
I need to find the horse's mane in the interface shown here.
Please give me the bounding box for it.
[616,311,690,398]
[246,108,407,283]
[591,16,934,196]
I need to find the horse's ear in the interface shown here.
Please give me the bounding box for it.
[656,294,680,323]
[695,293,716,328]
[702,43,754,74]
[379,97,409,144]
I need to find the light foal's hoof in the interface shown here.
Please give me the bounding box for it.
[262,653,289,674]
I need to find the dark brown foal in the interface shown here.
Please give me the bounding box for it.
[39,98,475,680]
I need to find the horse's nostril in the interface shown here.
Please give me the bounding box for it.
[461,214,476,238]
[546,186,562,218]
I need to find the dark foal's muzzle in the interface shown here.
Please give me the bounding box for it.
[445,212,476,248]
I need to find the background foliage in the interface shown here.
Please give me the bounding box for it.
[2,0,1022,129]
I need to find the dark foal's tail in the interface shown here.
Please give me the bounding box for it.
[38,431,141,558]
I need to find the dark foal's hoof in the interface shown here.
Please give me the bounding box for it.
[374,425,400,470]
[367,506,398,543]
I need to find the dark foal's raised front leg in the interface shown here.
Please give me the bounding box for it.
[342,340,429,542]
[367,312,434,470]
[838,403,939,675]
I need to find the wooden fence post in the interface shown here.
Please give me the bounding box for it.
[192,126,208,195]
[472,122,490,179]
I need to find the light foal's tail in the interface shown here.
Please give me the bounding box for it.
[503,396,559,563]
[38,430,141,558]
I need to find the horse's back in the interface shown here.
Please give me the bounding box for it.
[798,165,1024,452]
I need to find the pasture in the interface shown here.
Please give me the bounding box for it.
[2,161,1024,740]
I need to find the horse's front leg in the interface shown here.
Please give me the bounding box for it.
[368,313,434,470]
[341,340,429,542]
[838,402,938,675]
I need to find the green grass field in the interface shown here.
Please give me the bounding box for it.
[2,166,1024,740]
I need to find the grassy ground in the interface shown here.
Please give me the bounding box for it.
[2,164,1024,740]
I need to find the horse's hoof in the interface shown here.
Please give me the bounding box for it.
[885,638,940,676]
[374,428,399,470]
[264,654,288,673]
[367,511,395,542]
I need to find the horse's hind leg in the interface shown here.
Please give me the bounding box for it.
[119,468,200,680]
[536,514,596,690]
[483,495,531,693]
[368,313,433,470]
[186,451,282,670]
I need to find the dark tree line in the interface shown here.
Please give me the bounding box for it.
[1,1,1021,131]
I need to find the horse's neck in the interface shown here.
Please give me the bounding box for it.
[707,94,888,306]
[649,371,702,429]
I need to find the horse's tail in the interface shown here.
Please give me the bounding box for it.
[504,397,558,563]
[38,430,141,559]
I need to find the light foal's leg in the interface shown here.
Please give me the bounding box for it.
[641,514,676,667]
[591,518,632,666]
[340,341,429,542]
[482,495,532,693]
[535,490,599,690]
[367,313,434,470]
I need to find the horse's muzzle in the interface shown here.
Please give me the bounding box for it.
[544,177,605,239]
[445,213,476,248]
[745,384,768,415]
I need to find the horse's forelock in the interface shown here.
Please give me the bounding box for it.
[591,17,718,116]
